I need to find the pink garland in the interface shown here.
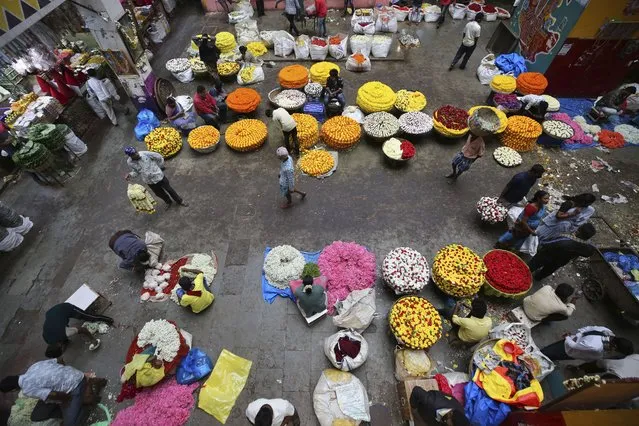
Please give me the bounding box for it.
[318,241,377,313]
[112,379,199,426]
[547,112,594,146]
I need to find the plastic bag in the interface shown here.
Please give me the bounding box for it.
[353,21,376,35]
[237,63,265,85]
[392,6,410,21]
[450,3,466,19]
[294,35,311,60]
[376,12,398,32]
[424,5,441,22]
[177,348,213,385]
[0,229,23,252]
[495,53,527,77]
[345,54,371,72]
[409,9,423,23]
[485,12,498,22]
[371,35,392,58]
[332,288,376,332]
[171,67,193,83]
[310,37,329,60]
[134,109,160,141]
[394,347,431,381]
[234,0,254,17]
[342,106,365,123]
[236,19,260,46]
[328,33,349,60]
[313,369,371,426]
[350,35,373,57]
[324,330,368,371]
[464,382,511,426]
[519,235,538,256]
[63,128,88,156]
[198,349,252,424]
[274,32,295,57]
[260,30,281,47]
[477,54,501,85]
[144,231,164,267]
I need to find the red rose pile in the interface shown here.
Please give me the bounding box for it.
[434,105,469,130]
[484,250,532,295]
[400,140,415,159]
[312,38,327,47]
[468,3,482,12]
[483,4,497,13]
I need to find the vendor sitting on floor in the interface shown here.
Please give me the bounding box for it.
[452,298,492,344]
[595,86,637,116]
[239,45,261,64]
[165,96,197,133]
[109,230,149,271]
[193,85,220,128]
[177,273,214,313]
[323,69,345,108]
[523,283,576,322]
[294,276,326,318]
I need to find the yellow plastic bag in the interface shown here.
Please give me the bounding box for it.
[136,363,165,388]
[198,349,252,424]
[121,354,150,383]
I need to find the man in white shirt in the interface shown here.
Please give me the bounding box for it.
[449,13,483,71]
[86,68,128,126]
[246,398,299,425]
[541,326,634,361]
[266,108,300,156]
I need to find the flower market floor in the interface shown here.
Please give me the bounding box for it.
[3,4,639,425]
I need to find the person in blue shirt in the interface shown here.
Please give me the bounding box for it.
[498,164,545,207]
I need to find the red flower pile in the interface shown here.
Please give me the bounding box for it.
[468,3,482,12]
[598,130,625,149]
[482,4,497,13]
[434,105,469,130]
[400,140,415,159]
[484,250,532,294]
[312,37,327,47]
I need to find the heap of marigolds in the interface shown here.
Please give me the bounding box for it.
[394,90,427,112]
[225,119,267,152]
[389,296,442,349]
[145,127,183,158]
[356,81,396,113]
[218,62,240,76]
[500,116,543,152]
[432,244,486,297]
[310,62,340,86]
[321,116,361,150]
[279,65,309,88]
[187,125,220,150]
[299,150,334,176]
[292,113,319,149]
[226,88,261,113]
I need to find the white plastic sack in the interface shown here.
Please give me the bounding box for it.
[477,54,500,85]
[392,6,410,21]
[313,369,371,426]
[0,229,23,252]
[332,288,376,332]
[485,12,498,22]
[260,30,281,47]
[324,330,368,371]
[376,12,398,33]
[274,32,295,57]
[7,216,33,235]
[236,19,260,46]
[466,9,478,20]
[371,35,392,58]
[175,95,194,113]
[409,9,423,22]
[345,54,371,72]
[350,35,373,57]
[450,4,466,19]
[328,33,349,60]
[424,5,441,22]
[237,64,265,85]
[353,20,376,35]
[63,129,88,156]
[147,22,167,44]
[294,35,310,59]
[342,105,365,123]
[171,68,193,83]
[394,348,431,381]
[228,10,249,24]
[234,0,254,18]
[144,231,164,267]
[519,235,539,256]
[160,0,176,13]
[310,37,329,60]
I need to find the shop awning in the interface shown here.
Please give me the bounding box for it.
[0,0,65,48]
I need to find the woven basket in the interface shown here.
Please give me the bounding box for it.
[468,108,501,136]
[482,249,532,299]
[389,295,442,349]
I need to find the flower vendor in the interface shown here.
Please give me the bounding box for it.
[277,147,306,209]
[451,298,492,344]
[541,326,634,361]
[523,283,576,322]
[275,0,301,36]
[86,68,129,126]
[536,193,596,244]
[108,229,150,271]
[409,387,469,426]
[176,274,214,313]
[314,0,328,37]
[344,0,354,15]
[496,190,549,250]
[238,46,261,65]
[245,398,299,425]
[446,133,485,180]
[524,100,549,123]
[294,276,327,317]
[194,85,220,129]
[324,69,346,108]
[196,33,222,85]
[165,97,197,133]
[595,86,637,117]
[498,164,545,207]
[528,223,597,281]
[0,359,108,426]
[267,108,300,156]
[125,147,189,209]
[449,13,483,71]
[42,302,114,357]
[518,94,545,112]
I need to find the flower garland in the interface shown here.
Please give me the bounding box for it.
[382,247,430,294]
[165,58,190,73]
[541,95,560,112]
[226,88,261,113]
[264,245,305,289]
[356,81,396,113]
[499,115,542,152]
[433,105,469,138]
[321,116,361,150]
[309,62,340,86]
[137,319,181,362]
[483,250,532,295]
[543,120,574,139]
[516,72,548,95]
[215,32,236,53]
[400,140,415,159]
[399,112,433,135]
[493,146,522,167]
[432,244,486,297]
[145,127,183,158]
[476,197,508,224]
[299,149,334,176]
[218,62,240,76]
[292,113,319,148]
[382,138,403,160]
[468,106,508,134]
[225,119,267,152]
[279,65,310,89]
[246,41,267,57]
[490,75,517,94]
[597,129,625,149]
[394,90,427,112]
[318,241,376,313]
[239,66,256,84]
[613,124,639,145]
[363,111,399,138]
[546,113,592,146]
[389,296,441,349]
[274,90,307,109]
[187,125,220,150]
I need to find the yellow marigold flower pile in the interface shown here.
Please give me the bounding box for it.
[292,113,319,148]
[321,116,361,150]
[310,62,340,86]
[246,41,267,57]
[394,90,427,112]
[189,57,207,74]
[217,62,240,76]
[298,149,334,176]
[145,127,183,158]
[215,32,236,53]
[432,244,486,297]
[468,106,508,134]
[239,66,256,83]
[499,115,543,152]
[389,296,442,349]
[224,119,267,152]
[279,65,310,88]
[357,81,396,113]
[187,125,220,150]
[490,75,517,94]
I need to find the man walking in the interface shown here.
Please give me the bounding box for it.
[499,164,545,207]
[277,147,306,209]
[86,69,128,126]
[267,109,300,156]
[449,13,483,71]
[124,147,188,209]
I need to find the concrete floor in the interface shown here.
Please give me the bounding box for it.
[2,4,639,425]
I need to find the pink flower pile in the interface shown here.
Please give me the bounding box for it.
[112,378,199,426]
[547,112,594,146]
[318,241,377,313]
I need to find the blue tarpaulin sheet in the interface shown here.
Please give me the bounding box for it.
[495,53,527,77]
[261,247,321,303]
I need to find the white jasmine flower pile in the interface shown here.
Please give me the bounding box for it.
[143,263,172,293]
[476,197,508,224]
[542,120,574,139]
[137,319,181,362]
[382,137,403,160]
[382,247,430,295]
[492,147,522,167]
[363,111,399,138]
[399,112,433,135]
[264,245,305,289]
[275,90,307,109]
[165,58,190,73]
[304,82,323,98]
[614,124,639,145]
[573,116,601,139]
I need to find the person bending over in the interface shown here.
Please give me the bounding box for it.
[294,276,326,317]
[452,298,492,343]
[177,274,214,313]
[523,283,576,322]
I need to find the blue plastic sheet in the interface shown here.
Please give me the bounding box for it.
[261,247,321,303]
[177,348,213,385]
[134,109,160,141]
[495,53,527,77]
[604,252,639,273]
[464,382,511,426]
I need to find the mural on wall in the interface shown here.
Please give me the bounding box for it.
[509,0,587,73]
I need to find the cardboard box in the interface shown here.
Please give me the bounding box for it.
[397,378,438,424]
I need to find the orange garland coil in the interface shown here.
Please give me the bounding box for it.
[278,65,310,89]
[499,115,543,152]
[516,72,548,95]
[320,116,361,150]
[226,88,261,113]
[224,119,268,152]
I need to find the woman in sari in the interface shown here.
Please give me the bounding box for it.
[497,190,549,250]
[165,97,196,133]
[536,193,596,244]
